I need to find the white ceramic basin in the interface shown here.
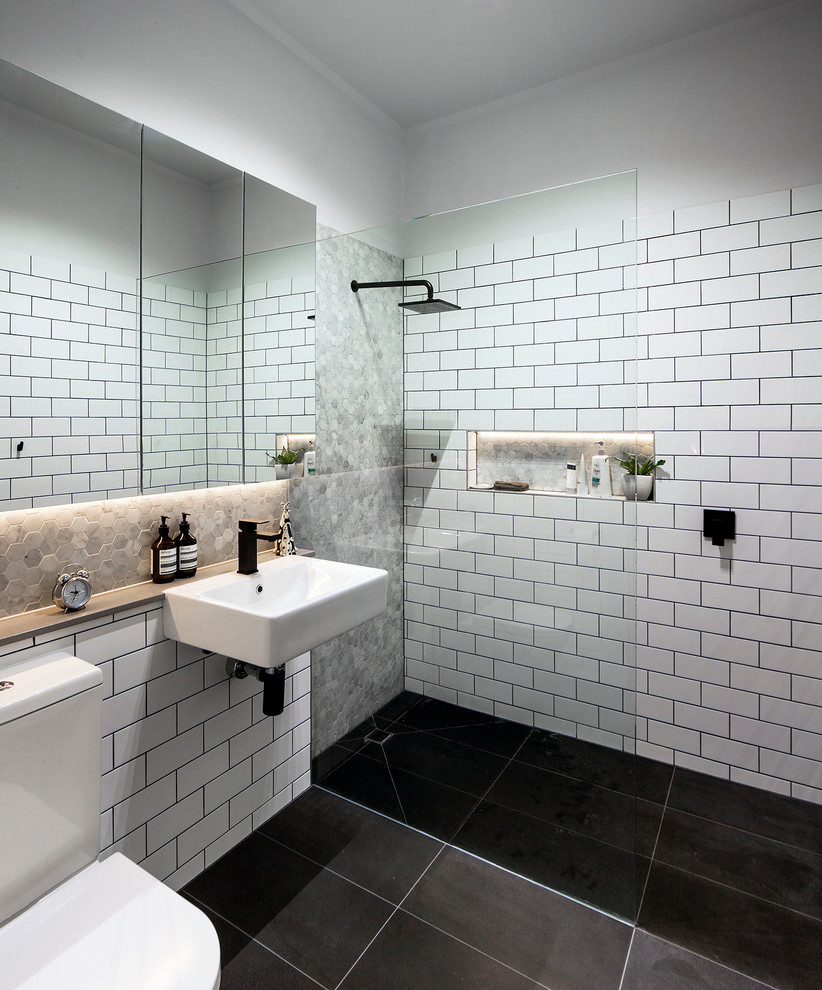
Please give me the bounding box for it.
[162,555,389,668]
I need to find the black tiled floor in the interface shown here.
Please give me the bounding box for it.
[622,931,775,990]
[338,910,543,990]
[666,766,822,853]
[184,831,393,988]
[638,860,822,990]
[514,728,674,803]
[197,692,822,990]
[402,846,632,990]
[453,798,645,920]
[259,785,443,904]
[318,691,653,918]
[191,902,318,990]
[653,806,822,920]
[379,727,510,796]
[486,758,663,855]
[321,749,480,841]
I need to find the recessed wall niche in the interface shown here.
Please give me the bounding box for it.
[468,431,655,496]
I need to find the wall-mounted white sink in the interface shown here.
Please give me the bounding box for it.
[162,555,389,668]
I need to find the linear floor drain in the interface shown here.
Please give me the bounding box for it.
[364,728,393,746]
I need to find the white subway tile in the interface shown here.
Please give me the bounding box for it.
[793,183,822,214]
[701,222,758,254]
[675,201,729,232]
[731,190,791,223]
[647,232,700,263]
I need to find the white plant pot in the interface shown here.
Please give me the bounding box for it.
[623,474,653,500]
[273,463,303,480]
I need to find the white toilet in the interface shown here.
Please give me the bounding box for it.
[0,652,221,989]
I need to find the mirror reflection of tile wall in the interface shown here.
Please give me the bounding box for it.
[0,57,316,510]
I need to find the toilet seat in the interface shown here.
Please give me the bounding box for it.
[0,853,220,990]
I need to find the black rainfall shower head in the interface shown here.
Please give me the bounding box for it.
[351,278,461,314]
[398,297,461,315]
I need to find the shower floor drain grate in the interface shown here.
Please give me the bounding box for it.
[364,728,393,746]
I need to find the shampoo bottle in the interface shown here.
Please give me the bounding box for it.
[565,461,578,494]
[590,441,613,498]
[304,449,316,476]
[151,516,177,584]
[175,512,198,578]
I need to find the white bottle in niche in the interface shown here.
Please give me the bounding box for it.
[577,453,589,495]
[590,441,612,498]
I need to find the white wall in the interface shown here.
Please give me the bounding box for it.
[403,5,822,220]
[0,0,403,233]
[0,101,140,274]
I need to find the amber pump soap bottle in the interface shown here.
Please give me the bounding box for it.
[175,512,198,578]
[151,515,177,584]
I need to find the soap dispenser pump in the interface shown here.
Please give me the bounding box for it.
[590,441,613,498]
[175,512,198,578]
[151,515,176,584]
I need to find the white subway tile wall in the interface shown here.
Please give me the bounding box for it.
[142,283,208,492]
[244,276,315,483]
[204,284,243,487]
[0,606,310,889]
[404,181,822,805]
[0,256,139,508]
[1,258,314,499]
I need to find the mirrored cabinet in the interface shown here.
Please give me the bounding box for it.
[0,57,316,511]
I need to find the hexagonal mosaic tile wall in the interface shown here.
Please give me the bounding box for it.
[0,480,288,618]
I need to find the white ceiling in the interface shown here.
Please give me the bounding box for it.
[228,0,806,127]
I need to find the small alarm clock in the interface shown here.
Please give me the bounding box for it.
[52,570,93,612]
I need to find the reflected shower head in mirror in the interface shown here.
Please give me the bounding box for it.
[350,279,461,313]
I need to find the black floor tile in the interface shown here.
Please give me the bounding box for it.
[426,718,531,758]
[667,767,822,854]
[319,751,405,819]
[515,729,673,804]
[188,901,318,990]
[486,759,663,856]
[453,799,645,921]
[338,910,543,990]
[373,690,423,725]
[321,751,480,841]
[393,695,502,733]
[402,847,632,990]
[259,786,443,904]
[183,831,393,988]
[654,807,822,921]
[623,930,774,990]
[381,728,509,796]
[639,860,822,990]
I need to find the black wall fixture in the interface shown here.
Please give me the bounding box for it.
[704,509,736,547]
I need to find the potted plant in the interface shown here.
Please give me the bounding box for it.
[268,446,304,481]
[617,451,665,501]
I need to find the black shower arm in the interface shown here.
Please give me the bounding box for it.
[350,279,435,300]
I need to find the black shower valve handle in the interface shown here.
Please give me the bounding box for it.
[703,509,736,547]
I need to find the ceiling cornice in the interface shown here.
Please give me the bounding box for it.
[226,0,401,132]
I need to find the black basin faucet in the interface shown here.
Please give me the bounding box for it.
[237,519,282,574]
